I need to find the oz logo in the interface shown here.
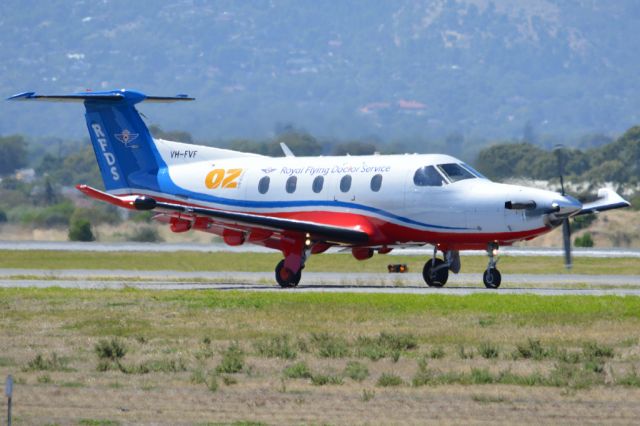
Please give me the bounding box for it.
[205,169,243,189]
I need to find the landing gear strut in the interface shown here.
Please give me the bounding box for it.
[483,243,501,289]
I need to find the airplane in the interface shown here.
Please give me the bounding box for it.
[8,89,631,288]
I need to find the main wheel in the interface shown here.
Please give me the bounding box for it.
[483,268,501,289]
[275,259,301,288]
[422,258,449,287]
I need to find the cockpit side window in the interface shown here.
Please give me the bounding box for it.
[436,163,476,183]
[413,166,447,187]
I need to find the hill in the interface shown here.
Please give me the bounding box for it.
[2,0,640,142]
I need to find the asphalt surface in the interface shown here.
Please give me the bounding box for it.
[1,241,639,257]
[2,269,640,296]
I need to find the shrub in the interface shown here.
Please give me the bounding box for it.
[207,374,219,392]
[344,361,369,382]
[68,217,95,241]
[377,373,404,387]
[283,362,312,379]
[24,353,68,371]
[582,342,614,360]
[310,333,349,358]
[478,342,499,359]
[514,339,549,361]
[95,338,127,361]
[574,232,594,248]
[222,375,238,386]
[254,335,297,360]
[412,359,435,387]
[617,368,640,387]
[356,332,418,360]
[216,342,244,374]
[96,361,112,372]
[429,347,445,359]
[311,374,343,386]
[470,368,495,384]
[190,367,206,384]
[361,389,375,402]
[37,374,52,384]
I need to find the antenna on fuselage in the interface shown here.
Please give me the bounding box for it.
[280,142,295,157]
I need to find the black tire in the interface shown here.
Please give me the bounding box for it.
[483,268,501,289]
[275,259,301,287]
[422,258,449,287]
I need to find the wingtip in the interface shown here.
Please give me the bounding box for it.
[7,91,36,101]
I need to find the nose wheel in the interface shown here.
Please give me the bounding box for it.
[483,268,501,288]
[483,243,501,288]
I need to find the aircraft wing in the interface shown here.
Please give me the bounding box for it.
[575,188,631,216]
[77,185,370,245]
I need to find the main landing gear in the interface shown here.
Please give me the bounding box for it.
[422,247,460,287]
[421,243,502,289]
[274,237,311,288]
[275,259,302,287]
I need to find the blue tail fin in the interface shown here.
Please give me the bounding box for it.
[8,89,193,192]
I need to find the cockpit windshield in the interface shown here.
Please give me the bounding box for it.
[414,162,486,187]
[436,163,476,183]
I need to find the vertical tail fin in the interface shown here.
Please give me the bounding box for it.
[8,89,194,192]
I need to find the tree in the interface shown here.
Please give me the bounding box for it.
[0,135,28,176]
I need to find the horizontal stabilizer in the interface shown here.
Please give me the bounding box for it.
[8,89,194,104]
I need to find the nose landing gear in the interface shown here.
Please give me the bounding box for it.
[483,243,501,288]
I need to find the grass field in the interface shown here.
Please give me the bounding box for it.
[1,250,639,275]
[2,288,640,424]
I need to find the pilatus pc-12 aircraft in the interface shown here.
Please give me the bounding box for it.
[9,89,631,288]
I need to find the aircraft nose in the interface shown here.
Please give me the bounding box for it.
[552,194,582,217]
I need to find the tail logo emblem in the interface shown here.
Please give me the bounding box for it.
[115,129,139,148]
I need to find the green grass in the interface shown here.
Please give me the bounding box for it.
[0,250,638,275]
[3,288,640,343]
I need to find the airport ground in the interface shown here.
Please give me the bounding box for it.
[1,250,640,424]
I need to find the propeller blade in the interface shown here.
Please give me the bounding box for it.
[562,218,572,269]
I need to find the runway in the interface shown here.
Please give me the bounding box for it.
[1,241,639,257]
[1,268,640,296]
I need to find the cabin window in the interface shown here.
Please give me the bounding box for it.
[286,176,297,193]
[312,175,324,193]
[370,174,383,192]
[258,176,270,194]
[340,175,352,192]
[413,166,446,187]
[437,163,475,183]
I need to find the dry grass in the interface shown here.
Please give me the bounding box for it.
[2,288,640,424]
